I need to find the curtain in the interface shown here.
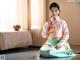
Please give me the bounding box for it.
[17,0,47,46]
[30,0,47,46]
[16,0,28,30]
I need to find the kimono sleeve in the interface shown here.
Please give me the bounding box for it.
[58,21,69,46]
[42,22,48,38]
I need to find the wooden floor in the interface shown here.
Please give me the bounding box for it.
[70,45,80,54]
[0,45,80,60]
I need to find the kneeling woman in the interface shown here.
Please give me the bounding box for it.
[40,2,75,58]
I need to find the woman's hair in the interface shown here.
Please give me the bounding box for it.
[49,2,60,10]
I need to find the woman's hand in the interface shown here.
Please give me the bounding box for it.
[47,26,56,36]
[47,27,55,33]
[55,44,61,49]
[47,20,56,36]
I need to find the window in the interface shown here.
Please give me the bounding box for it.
[0,0,16,31]
[31,0,40,29]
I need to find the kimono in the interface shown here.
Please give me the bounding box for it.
[40,17,75,58]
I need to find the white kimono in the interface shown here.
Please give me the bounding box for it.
[40,17,75,58]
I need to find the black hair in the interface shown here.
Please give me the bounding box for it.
[49,2,60,10]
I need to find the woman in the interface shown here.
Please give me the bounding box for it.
[40,2,75,58]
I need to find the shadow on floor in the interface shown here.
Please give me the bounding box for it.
[0,46,40,54]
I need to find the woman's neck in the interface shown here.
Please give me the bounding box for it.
[51,17,56,21]
[51,16,57,21]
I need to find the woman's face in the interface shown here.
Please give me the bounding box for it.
[50,7,60,17]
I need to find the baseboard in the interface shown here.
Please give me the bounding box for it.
[29,45,41,48]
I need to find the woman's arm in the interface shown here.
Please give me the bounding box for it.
[56,21,69,48]
[42,20,56,38]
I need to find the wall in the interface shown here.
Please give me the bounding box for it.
[48,0,80,45]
